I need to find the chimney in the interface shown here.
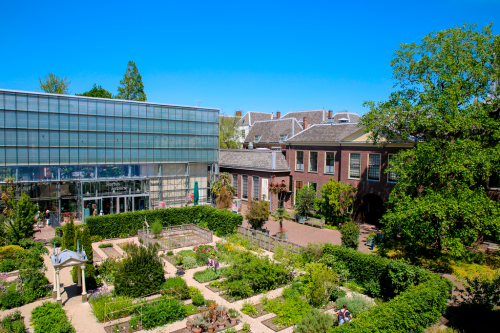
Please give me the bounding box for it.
[328,110,333,118]
[303,117,308,129]
[276,111,281,119]
[235,110,242,117]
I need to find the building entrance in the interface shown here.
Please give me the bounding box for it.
[83,194,149,221]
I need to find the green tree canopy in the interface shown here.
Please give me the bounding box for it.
[76,84,113,98]
[116,61,147,101]
[0,192,38,245]
[220,113,243,149]
[316,178,357,223]
[39,72,70,94]
[360,23,500,256]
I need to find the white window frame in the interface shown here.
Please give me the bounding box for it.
[367,153,381,181]
[348,153,361,180]
[295,151,304,171]
[232,173,239,197]
[255,135,262,142]
[280,134,287,141]
[242,174,249,200]
[387,154,397,183]
[324,151,335,174]
[309,151,318,173]
[252,176,259,200]
[308,182,317,192]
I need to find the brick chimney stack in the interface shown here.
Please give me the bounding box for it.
[276,111,281,119]
[328,110,333,118]
[303,117,308,129]
[235,110,242,117]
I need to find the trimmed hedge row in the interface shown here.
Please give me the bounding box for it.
[322,244,451,332]
[86,205,243,239]
[323,244,438,298]
[332,278,450,333]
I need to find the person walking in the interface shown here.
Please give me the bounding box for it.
[99,210,104,216]
[334,304,352,325]
[44,210,50,226]
[93,209,97,217]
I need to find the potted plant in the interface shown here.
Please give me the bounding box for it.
[242,322,252,333]
[207,322,215,333]
[191,315,206,333]
[217,316,226,329]
[186,318,194,331]
[174,254,184,270]
[221,306,228,317]
[295,184,316,223]
[228,309,241,325]
[272,208,290,238]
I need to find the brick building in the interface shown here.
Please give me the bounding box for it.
[219,149,292,212]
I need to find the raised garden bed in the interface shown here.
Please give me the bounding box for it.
[261,316,293,332]
[170,317,237,333]
[104,320,141,333]
[246,296,285,318]
[100,246,122,258]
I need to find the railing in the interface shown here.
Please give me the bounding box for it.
[237,226,302,253]
[138,224,213,250]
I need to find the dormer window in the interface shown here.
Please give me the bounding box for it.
[280,134,287,141]
[242,120,245,124]
[339,118,349,123]
[255,135,262,142]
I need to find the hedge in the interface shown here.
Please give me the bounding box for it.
[322,244,451,332]
[86,205,243,239]
[323,244,439,298]
[332,278,450,333]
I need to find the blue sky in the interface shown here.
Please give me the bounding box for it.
[1,0,498,116]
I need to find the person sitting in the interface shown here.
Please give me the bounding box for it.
[334,304,352,325]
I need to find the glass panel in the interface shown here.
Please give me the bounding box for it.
[154,120,161,133]
[114,117,122,132]
[97,101,106,115]
[70,132,79,147]
[115,149,122,163]
[0,129,5,146]
[131,134,139,147]
[147,119,154,132]
[88,149,97,164]
[97,149,106,163]
[123,149,130,163]
[17,130,27,146]
[38,130,49,146]
[16,111,27,128]
[114,133,122,148]
[106,149,114,163]
[70,148,79,164]
[88,132,96,147]
[97,116,106,131]
[29,148,38,165]
[50,148,59,164]
[0,111,4,128]
[28,95,38,111]
[309,152,318,172]
[79,132,87,147]
[79,115,88,131]
[130,104,138,118]
[79,148,87,164]
[242,175,248,199]
[60,148,69,164]
[87,100,96,115]
[60,131,69,146]
[17,148,28,164]
[368,154,381,181]
[138,105,146,118]
[60,166,75,180]
[326,152,334,173]
[49,130,59,146]
[39,148,49,164]
[147,134,154,148]
[38,113,49,129]
[131,149,138,163]
[161,107,169,119]
[60,98,69,113]
[139,119,146,132]
[349,153,361,178]
[139,149,146,162]
[123,117,131,132]
[59,114,69,130]
[49,113,59,129]
[123,103,131,117]
[70,98,79,113]
[49,97,59,112]
[69,115,79,130]
[88,116,97,131]
[139,134,146,148]
[106,133,114,147]
[4,94,15,110]
[15,95,27,111]
[106,101,114,116]
[39,96,48,112]
[97,133,106,147]
[5,111,16,127]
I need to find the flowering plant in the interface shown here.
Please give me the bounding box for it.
[0,272,9,280]
[88,286,110,300]
[206,259,220,272]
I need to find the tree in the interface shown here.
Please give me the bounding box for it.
[245,198,270,230]
[316,178,357,223]
[71,225,96,288]
[39,73,70,94]
[295,184,316,217]
[62,219,75,251]
[116,61,147,101]
[271,208,291,234]
[220,113,243,149]
[216,186,233,209]
[76,84,113,98]
[360,23,500,256]
[340,221,360,249]
[1,192,38,245]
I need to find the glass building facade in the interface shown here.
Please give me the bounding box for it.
[0,89,219,222]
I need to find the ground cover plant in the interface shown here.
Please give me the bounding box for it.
[88,286,133,322]
[219,251,291,301]
[193,266,228,283]
[96,258,120,285]
[161,277,190,299]
[114,243,165,297]
[86,205,243,238]
[30,301,75,333]
[98,243,113,248]
[0,310,26,333]
[130,298,187,330]
[262,286,311,328]
[295,309,337,333]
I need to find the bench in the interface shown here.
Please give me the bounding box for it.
[289,212,297,221]
[304,217,325,229]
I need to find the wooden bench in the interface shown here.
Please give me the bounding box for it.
[304,217,325,229]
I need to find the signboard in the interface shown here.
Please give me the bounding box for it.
[158,201,166,208]
[106,182,128,191]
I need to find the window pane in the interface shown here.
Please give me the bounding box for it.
[16,94,27,110]
[131,134,139,147]
[368,154,381,180]
[106,148,114,163]
[139,105,146,118]
[296,151,303,170]
[114,117,122,132]
[106,133,114,147]
[130,104,138,118]
[28,95,38,111]
[70,98,79,113]
[130,117,138,132]
[115,133,122,148]
[60,131,69,147]
[97,133,106,147]
[97,101,106,115]
[79,132,87,147]
[326,152,335,174]
[97,116,106,131]
[79,148,87,164]
[60,148,69,164]
[70,148,79,164]
[97,149,106,163]
[17,130,28,146]
[69,115,79,130]
[88,116,97,131]
[115,149,122,163]
[29,148,38,164]
[39,96,48,112]
[16,111,27,128]
[59,114,69,130]
[50,148,59,164]
[39,130,49,146]
[50,113,59,130]
[106,101,114,116]
[70,132,79,147]
[17,148,28,164]
[252,176,259,200]
[123,117,131,132]
[139,134,146,148]
[49,130,59,146]
[88,132,96,147]
[38,113,49,129]
[309,152,318,172]
[139,119,147,132]
[39,148,49,164]
[87,100,96,115]
[49,97,59,112]
[6,111,16,127]
[122,103,130,117]
[242,175,248,199]
[79,115,88,131]
[349,153,361,178]
[88,148,97,164]
[28,130,38,147]
[106,117,114,132]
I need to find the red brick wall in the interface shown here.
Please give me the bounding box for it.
[220,168,292,212]
[288,145,409,222]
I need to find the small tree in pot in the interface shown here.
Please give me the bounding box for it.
[272,208,291,239]
[245,198,270,230]
[295,184,316,223]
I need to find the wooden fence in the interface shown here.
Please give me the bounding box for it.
[237,226,302,253]
[138,224,213,250]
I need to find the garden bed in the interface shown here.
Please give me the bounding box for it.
[104,320,141,333]
[170,317,237,333]
[261,316,293,332]
[100,246,122,258]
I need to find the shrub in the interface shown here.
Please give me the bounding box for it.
[264,288,311,326]
[49,237,62,248]
[0,245,24,261]
[192,293,205,306]
[364,279,382,298]
[0,310,26,333]
[137,298,187,330]
[166,250,174,256]
[162,277,190,299]
[182,256,197,269]
[193,267,227,283]
[331,287,346,301]
[295,184,316,216]
[30,301,75,333]
[151,219,163,238]
[300,263,337,307]
[114,244,165,297]
[86,205,243,238]
[295,309,337,333]
[0,259,18,273]
[88,287,133,322]
[62,219,75,250]
[241,301,257,316]
[335,294,374,317]
[0,290,24,310]
[340,221,360,249]
[458,272,500,310]
[245,198,270,230]
[332,279,450,332]
[98,243,113,248]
